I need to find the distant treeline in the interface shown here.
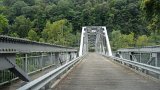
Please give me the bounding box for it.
[0,0,159,49]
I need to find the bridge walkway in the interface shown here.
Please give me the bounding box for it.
[55,53,160,90]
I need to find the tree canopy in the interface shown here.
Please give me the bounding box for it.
[0,0,159,49]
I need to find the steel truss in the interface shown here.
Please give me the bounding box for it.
[0,35,77,82]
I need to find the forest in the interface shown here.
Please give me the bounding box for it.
[0,0,160,50]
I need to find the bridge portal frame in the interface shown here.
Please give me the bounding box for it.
[79,26,112,56]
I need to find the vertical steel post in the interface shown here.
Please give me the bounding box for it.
[86,32,89,53]
[67,52,69,62]
[25,54,28,72]
[79,27,86,56]
[70,52,72,60]
[155,53,158,67]
[40,53,43,69]
[140,52,142,63]
[74,52,77,59]
[50,52,53,64]
[55,52,59,67]
[102,27,112,56]
[102,40,105,55]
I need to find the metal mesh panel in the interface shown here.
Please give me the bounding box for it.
[28,56,41,72]
[43,54,51,67]
[150,57,155,66]
[134,54,140,62]
[141,53,150,64]
[0,70,16,85]
[121,52,130,60]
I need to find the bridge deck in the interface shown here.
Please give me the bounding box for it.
[55,53,160,90]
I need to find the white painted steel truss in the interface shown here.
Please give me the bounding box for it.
[79,26,112,56]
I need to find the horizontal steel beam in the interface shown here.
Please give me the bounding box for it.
[118,46,160,53]
[0,35,77,53]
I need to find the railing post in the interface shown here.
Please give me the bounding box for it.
[68,52,71,61]
[155,53,158,67]
[74,52,77,59]
[50,52,53,64]
[40,53,43,69]
[65,52,69,63]
[55,52,59,67]
[140,52,142,63]
[72,52,74,60]
[25,54,28,72]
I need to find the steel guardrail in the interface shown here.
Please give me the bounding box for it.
[17,55,86,90]
[102,55,160,75]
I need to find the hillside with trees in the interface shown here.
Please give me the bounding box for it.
[0,0,160,50]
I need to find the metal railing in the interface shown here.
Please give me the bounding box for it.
[17,55,86,90]
[0,35,78,85]
[102,54,160,79]
[0,52,77,86]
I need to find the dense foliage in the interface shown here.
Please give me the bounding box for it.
[0,0,159,49]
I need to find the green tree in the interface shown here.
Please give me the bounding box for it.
[110,0,146,35]
[2,0,16,6]
[111,30,122,50]
[141,0,160,44]
[136,35,148,47]
[10,16,33,38]
[42,19,75,46]
[22,0,35,5]
[28,29,39,41]
[11,1,28,16]
[121,32,134,48]
[10,33,19,37]
[148,33,160,45]
[111,30,134,50]
[0,14,8,34]
[0,0,158,48]
[22,6,37,20]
